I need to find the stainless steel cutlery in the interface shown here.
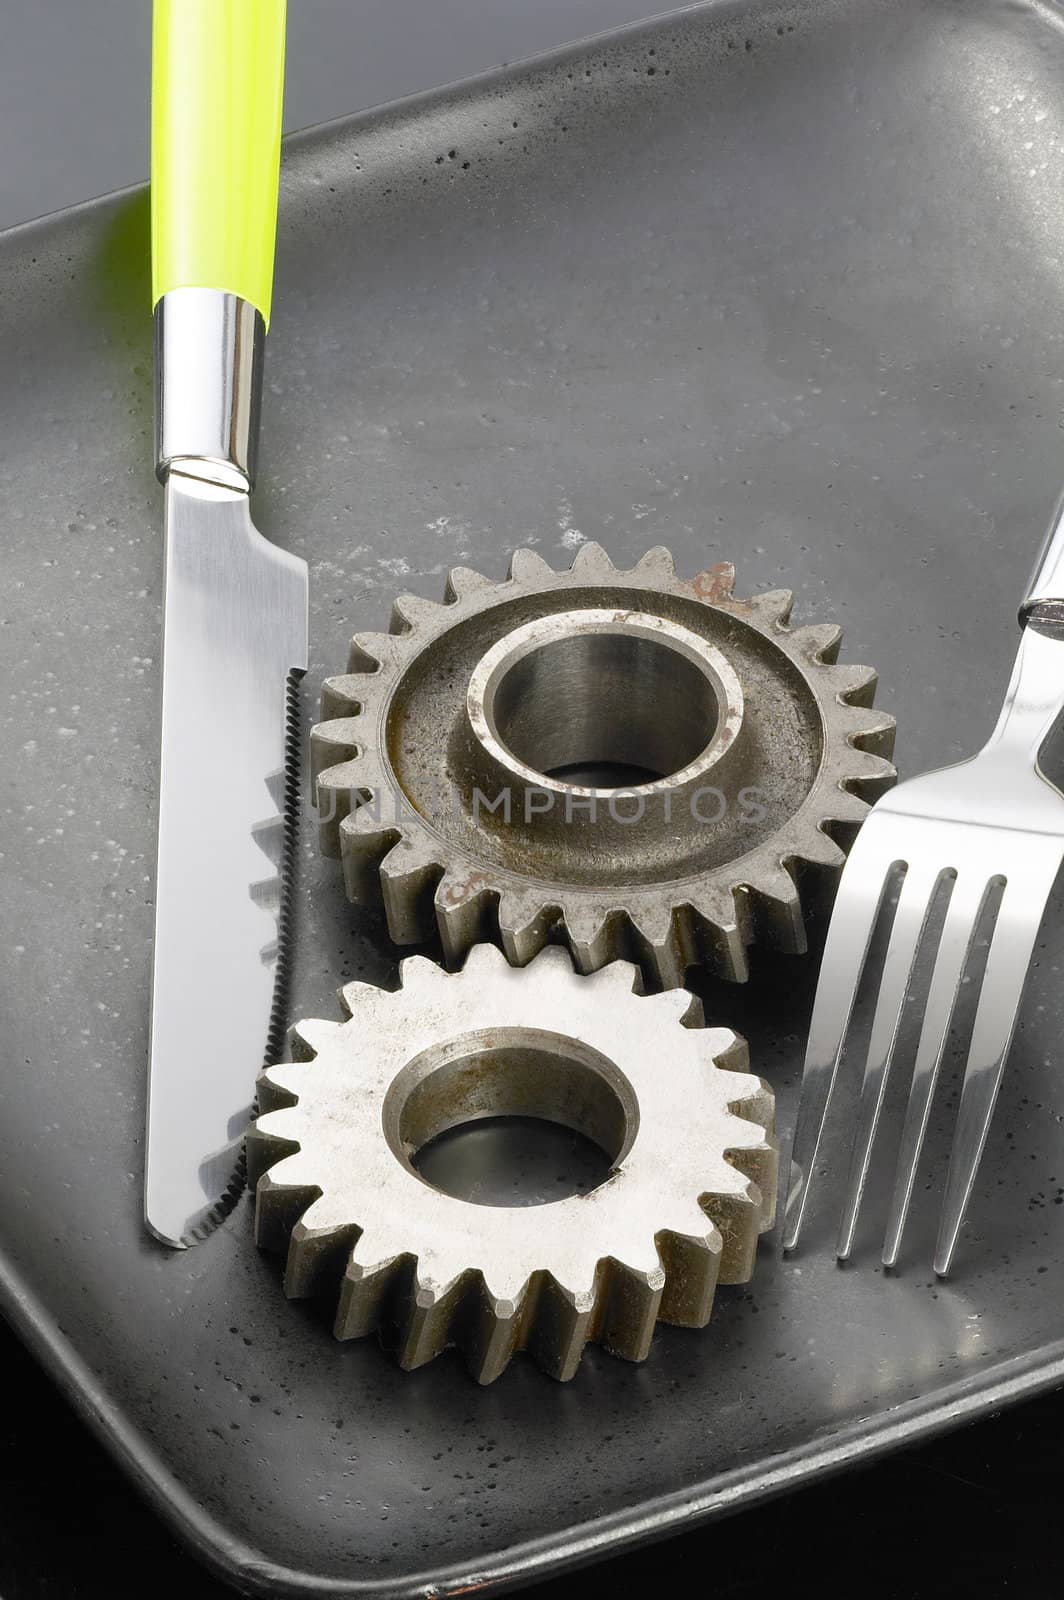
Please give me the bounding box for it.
[786,502,1064,1274]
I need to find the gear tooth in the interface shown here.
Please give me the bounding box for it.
[396,1269,474,1372]
[250,1108,296,1143]
[245,1109,300,1187]
[586,955,642,994]
[466,1314,522,1386]
[310,718,360,783]
[796,830,848,874]
[697,1190,764,1286]
[255,1149,312,1189]
[321,674,366,718]
[646,984,703,1026]
[314,764,361,831]
[397,953,451,991]
[455,1275,528,1385]
[596,1254,666,1363]
[723,1113,780,1235]
[567,540,614,575]
[477,1259,533,1307]
[844,706,897,761]
[560,902,616,974]
[389,591,444,633]
[348,631,402,673]
[524,1275,597,1383]
[253,1158,319,1253]
[320,740,385,820]
[337,979,389,1017]
[630,545,676,580]
[561,902,679,979]
[518,940,587,989]
[290,1018,341,1059]
[690,890,749,983]
[656,1224,722,1327]
[527,940,579,973]
[741,861,807,954]
[284,1210,358,1299]
[289,1195,344,1234]
[524,1258,598,1307]
[706,1030,750,1075]
[259,1059,305,1101]
[508,547,555,582]
[334,1245,412,1341]
[627,902,695,991]
[341,786,399,840]
[723,1074,776,1139]
[444,564,495,600]
[435,871,501,964]
[747,860,800,907]
[827,661,878,706]
[686,560,737,603]
[253,1080,290,1127]
[460,940,511,976]
[788,621,844,663]
[497,891,560,967]
[673,1198,726,1241]
[841,750,897,801]
[723,1095,777,1148]
[822,785,875,825]
[743,587,794,626]
[339,807,403,911]
[379,837,446,943]
[315,760,366,855]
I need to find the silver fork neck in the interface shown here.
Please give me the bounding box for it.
[1021,485,1064,622]
[986,623,1064,761]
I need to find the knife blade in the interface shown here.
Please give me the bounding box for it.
[145,0,307,1247]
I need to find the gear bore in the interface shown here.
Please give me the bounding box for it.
[247,943,777,1383]
[312,545,896,984]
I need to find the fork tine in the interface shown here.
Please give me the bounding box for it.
[782,829,901,1251]
[881,872,994,1268]
[934,870,1055,1277]
[835,862,946,1262]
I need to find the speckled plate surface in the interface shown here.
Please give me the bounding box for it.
[4,0,1064,1593]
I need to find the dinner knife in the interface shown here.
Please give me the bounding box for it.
[145,0,308,1247]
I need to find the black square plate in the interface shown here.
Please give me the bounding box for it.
[4,1,1064,1592]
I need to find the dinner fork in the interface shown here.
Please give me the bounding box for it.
[783,501,1064,1275]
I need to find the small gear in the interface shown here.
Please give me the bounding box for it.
[247,944,776,1384]
[312,545,895,985]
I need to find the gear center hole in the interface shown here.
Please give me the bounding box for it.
[415,1118,610,1207]
[490,629,721,789]
[384,1030,638,1208]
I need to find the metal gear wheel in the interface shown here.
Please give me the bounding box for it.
[312,545,896,985]
[247,943,777,1384]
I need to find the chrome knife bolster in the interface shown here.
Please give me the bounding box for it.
[154,287,264,490]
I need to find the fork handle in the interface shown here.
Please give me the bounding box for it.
[1020,489,1064,627]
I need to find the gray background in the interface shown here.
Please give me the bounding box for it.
[0,0,667,232]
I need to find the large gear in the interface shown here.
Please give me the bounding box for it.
[247,943,776,1384]
[312,545,896,985]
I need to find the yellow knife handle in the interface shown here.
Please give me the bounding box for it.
[152,0,286,325]
[151,0,286,489]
